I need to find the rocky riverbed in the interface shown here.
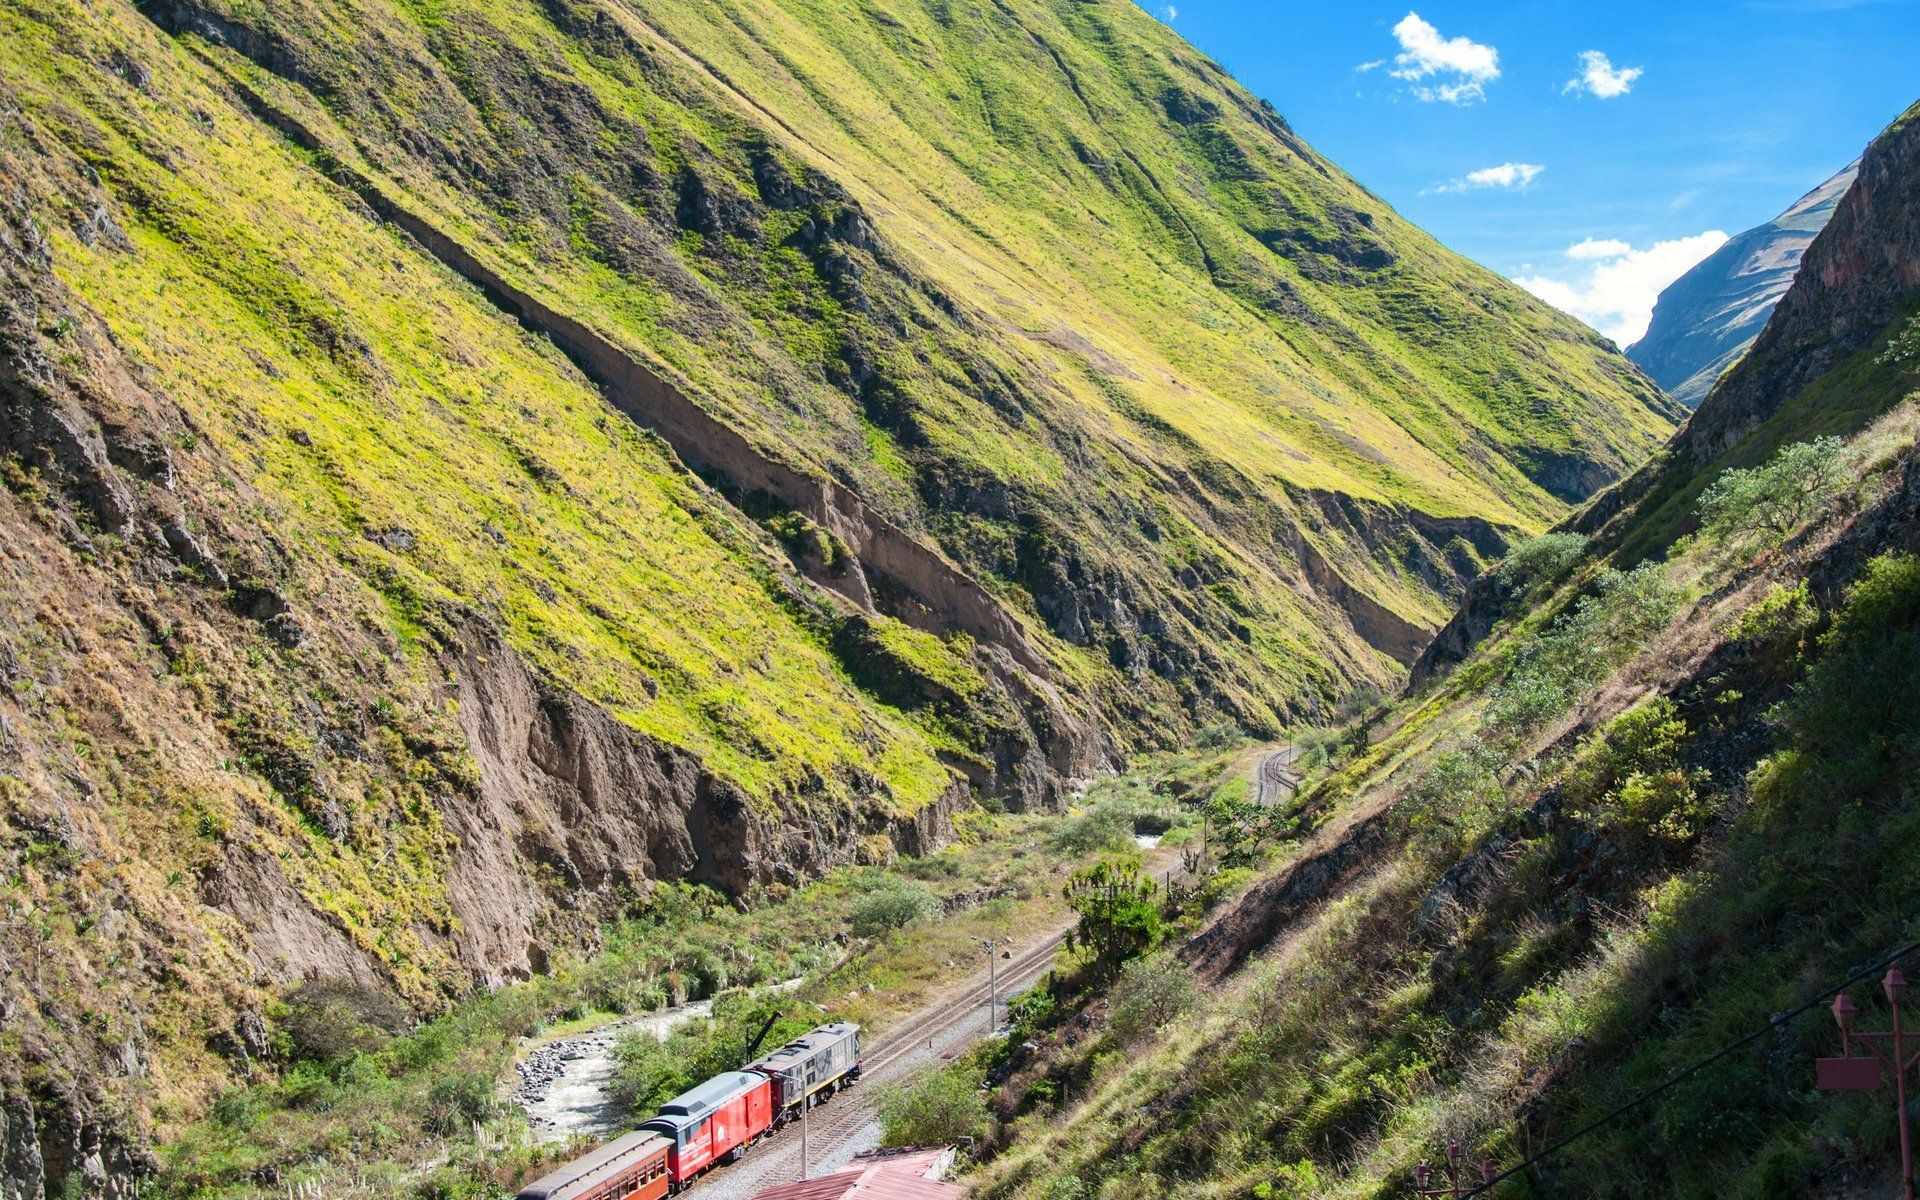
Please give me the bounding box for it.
[511,999,715,1143]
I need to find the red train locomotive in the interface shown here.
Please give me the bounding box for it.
[516,1021,862,1198]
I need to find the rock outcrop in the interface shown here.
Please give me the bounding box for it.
[1629,161,1859,409]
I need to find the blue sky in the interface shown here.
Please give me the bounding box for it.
[1149,1,1920,346]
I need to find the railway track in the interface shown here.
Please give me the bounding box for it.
[1255,745,1303,807]
[689,928,1071,1196]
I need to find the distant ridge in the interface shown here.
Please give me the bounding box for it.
[1629,159,1861,407]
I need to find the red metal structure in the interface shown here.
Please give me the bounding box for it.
[1819,967,1919,1200]
[1413,1142,1494,1199]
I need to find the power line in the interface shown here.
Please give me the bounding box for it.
[1459,935,1920,1197]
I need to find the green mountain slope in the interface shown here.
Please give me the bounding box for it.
[0,0,1677,1183]
[979,97,1920,1200]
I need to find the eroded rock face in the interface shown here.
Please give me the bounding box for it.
[440,623,973,984]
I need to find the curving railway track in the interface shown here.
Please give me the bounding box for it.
[1254,744,1303,807]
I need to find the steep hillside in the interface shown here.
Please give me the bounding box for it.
[978,98,1920,1200]
[1630,161,1858,409]
[0,0,1677,1186]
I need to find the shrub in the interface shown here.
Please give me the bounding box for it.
[272,980,406,1066]
[423,1073,497,1136]
[1764,551,1920,804]
[1047,806,1133,856]
[1695,437,1848,553]
[1194,719,1244,749]
[1495,532,1589,600]
[612,1030,696,1116]
[849,877,937,937]
[1396,737,1508,849]
[1107,953,1197,1044]
[1566,698,1712,842]
[875,1062,989,1147]
[1484,562,1684,739]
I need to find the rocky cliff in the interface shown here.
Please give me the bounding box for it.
[1629,160,1859,408]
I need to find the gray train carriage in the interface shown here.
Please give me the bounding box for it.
[745,1021,862,1115]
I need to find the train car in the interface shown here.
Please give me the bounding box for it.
[640,1070,776,1184]
[745,1021,862,1117]
[514,1129,671,1200]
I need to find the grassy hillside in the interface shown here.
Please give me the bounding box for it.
[972,99,1920,1200]
[0,0,1681,1188]
[143,0,1676,698]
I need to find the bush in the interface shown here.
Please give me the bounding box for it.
[1765,551,1920,804]
[1107,953,1196,1044]
[1046,806,1133,856]
[1495,532,1589,600]
[1194,719,1244,749]
[875,1062,989,1147]
[849,877,937,937]
[1728,579,1819,665]
[272,980,407,1066]
[1396,737,1508,848]
[1484,562,1684,739]
[1695,437,1848,553]
[1566,698,1712,842]
[423,1073,497,1136]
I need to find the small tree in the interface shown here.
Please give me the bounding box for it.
[875,1063,988,1147]
[1063,859,1161,976]
[1494,532,1589,600]
[849,877,937,937]
[1107,953,1196,1044]
[1696,436,1848,552]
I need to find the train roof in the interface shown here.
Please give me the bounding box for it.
[513,1129,668,1200]
[644,1070,765,1130]
[746,1022,860,1074]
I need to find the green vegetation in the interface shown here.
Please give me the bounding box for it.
[1061,860,1162,979]
[1481,561,1684,740]
[0,0,1699,1189]
[153,809,1083,1197]
[1494,531,1590,601]
[1694,436,1849,555]
[973,388,1920,1195]
[1105,953,1198,1046]
[877,1062,992,1149]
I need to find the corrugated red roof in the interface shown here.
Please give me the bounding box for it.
[751,1148,966,1200]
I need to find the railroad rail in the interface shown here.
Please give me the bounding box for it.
[1255,745,1303,807]
[698,928,1071,1194]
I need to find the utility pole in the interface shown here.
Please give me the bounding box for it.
[787,1067,811,1181]
[975,937,1002,1033]
[1413,1142,1495,1198]
[1819,967,1918,1199]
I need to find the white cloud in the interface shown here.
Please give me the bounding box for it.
[1516,231,1730,346]
[1564,50,1643,99]
[1158,3,1177,19]
[1566,237,1632,260]
[1386,12,1500,104]
[1424,161,1544,195]
[1355,59,1387,73]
